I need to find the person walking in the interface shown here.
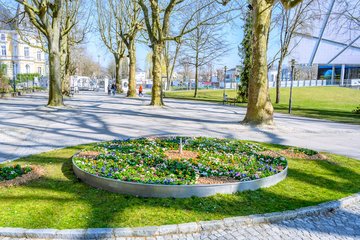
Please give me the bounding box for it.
[111,83,117,96]
[108,83,111,95]
[138,85,143,97]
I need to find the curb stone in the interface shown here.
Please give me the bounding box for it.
[0,192,359,239]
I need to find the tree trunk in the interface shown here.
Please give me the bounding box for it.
[47,33,64,106]
[194,64,199,98]
[114,56,123,93]
[275,58,283,104]
[166,73,171,91]
[61,35,71,96]
[194,45,199,98]
[127,41,137,97]
[243,0,274,125]
[150,43,164,106]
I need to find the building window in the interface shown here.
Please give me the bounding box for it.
[37,51,41,61]
[14,45,18,56]
[0,34,5,41]
[24,47,30,57]
[38,67,42,75]
[1,45,6,56]
[26,64,30,73]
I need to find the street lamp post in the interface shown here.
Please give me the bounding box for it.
[288,59,296,114]
[223,66,227,98]
[12,61,16,94]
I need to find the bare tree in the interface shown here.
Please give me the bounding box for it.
[274,0,314,104]
[181,5,230,97]
[15,0,72,106]
[9,1,88,96]
[97,0,126,93]
[108,0,142,97]
[70,46,101,76]
[163,40,182,91]
[138,0,235,106]
[60,0,90,96]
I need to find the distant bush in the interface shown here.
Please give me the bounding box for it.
[353,105,360,114]
[0,164,32,181]
[16,73,40,83]
[0,64,11,93]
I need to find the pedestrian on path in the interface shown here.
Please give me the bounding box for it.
[111,83,117,96]
[108,84,111,95]
[139,85,143,97]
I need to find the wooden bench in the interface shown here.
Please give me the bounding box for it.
[223,95,238,106]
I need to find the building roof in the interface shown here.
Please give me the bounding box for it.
[288,0,360,65]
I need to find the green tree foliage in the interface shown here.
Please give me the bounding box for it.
[16,73,40,83]
[0,64,10,93]
[237,4,252,103]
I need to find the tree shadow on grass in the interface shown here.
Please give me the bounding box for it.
[274,106,360,125]
[1,150,359,238]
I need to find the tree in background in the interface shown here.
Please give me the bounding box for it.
[237,3,252,103]
[97,0,126,93]
[70,46,101,76]
[108,0,142,97]
[0,64,10,93]
[164,40,182,91]
[60,0,91,96]
[274,0,314,104]
[139,0,234,106]
[181,3,230,98]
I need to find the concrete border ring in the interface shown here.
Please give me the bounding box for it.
[72,138,288,198]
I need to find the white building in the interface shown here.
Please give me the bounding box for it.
[0,5,47,83]
[136,68,146,85]
[269,0,360,87]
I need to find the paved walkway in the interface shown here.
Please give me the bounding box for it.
[0,92,360,162]
[0,92,359,240]
[192,202,360,240]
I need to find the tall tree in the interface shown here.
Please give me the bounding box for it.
[274,0,313,104]
[139,0,233,106]
[60,0,89,96]
[223,0,303,125]
[163,40,182,91]
[181,4,230,98]
[97,0,126,93]
[15,0,69,106]
[108,0,142,97]
[237,3,252,103]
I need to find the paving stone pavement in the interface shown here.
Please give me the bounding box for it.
[189,201,360,240]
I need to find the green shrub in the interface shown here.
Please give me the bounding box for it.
[293,147,318,156]
[353,105,360,114]
[16,73,40,83]
[0,164,32,181]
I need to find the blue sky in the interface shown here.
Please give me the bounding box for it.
[86,18,244,72]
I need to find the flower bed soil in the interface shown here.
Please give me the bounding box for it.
[0,165,44,187]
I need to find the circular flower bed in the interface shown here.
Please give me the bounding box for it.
[0,164,32,182]
[73,137,287,185]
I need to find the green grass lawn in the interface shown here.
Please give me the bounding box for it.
[164,87,360,124]
[1,143,359,229]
